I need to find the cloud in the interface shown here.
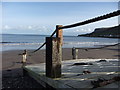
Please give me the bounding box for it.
[69,28,93,33]
[3,25,11,30]
[2,24,53,34]
[17,25,33,30]
[2,24,93,35]
[63,27,94,36]
[37,26,47,31]
[78,28,93,33]
[28,25,33,29]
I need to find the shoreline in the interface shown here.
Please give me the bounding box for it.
[78,35,120,39]
[2,45,119,69]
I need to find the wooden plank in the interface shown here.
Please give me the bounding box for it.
[23,59,119,89]
[23,66,72,88]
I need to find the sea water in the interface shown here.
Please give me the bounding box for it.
[1,34,118,51]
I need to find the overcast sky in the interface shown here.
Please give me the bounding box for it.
[2,2,118,36]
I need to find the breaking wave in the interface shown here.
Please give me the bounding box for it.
[0,42,43,46]
[1,41,117,46]
[63,42,117,46]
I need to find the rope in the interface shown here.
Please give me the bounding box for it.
[31,29,57,53]
[59,10,120,29]
[74,43,120,50]
[31,10,120,53]
[32,42,46,53]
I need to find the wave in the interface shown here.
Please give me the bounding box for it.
[64,42,99,45]
[63,42,117,45]
[1,41,117,46]
[0,42,29,43]
[1,42,43,46]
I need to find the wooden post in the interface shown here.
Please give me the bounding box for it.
[45,25,63,78]
[72,47,78,59]
[56,25,63,45]
[46,37,62,78]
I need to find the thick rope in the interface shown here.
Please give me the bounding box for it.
[32,10,120,53]
[59,10,120,29]
[31,29,57,53]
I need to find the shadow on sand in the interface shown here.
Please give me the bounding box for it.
[2,68,44,89]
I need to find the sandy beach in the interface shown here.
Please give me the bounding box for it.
[2,44,119,88]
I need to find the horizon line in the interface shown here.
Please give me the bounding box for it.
[2,0,119,2]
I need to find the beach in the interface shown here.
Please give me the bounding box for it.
[2,2,120,89]
[2,44,119,88]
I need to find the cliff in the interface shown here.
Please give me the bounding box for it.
[78,25,120,38]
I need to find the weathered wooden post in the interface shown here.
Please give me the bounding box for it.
[56,25,63,45]
[72,47,78,59]
[46,25,63,78]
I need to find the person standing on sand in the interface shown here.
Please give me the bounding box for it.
[22,49,27,63]
[19,49,27,64]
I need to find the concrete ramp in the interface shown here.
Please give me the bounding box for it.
[23,59,120,89]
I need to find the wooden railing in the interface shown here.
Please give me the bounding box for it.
[28,10,120,78]
[32,10,120,53]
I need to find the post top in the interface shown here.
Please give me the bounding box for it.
[56,25,63,29]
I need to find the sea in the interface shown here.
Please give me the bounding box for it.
[1,34,119,51]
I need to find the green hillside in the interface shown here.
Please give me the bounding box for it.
[78,25,120,38]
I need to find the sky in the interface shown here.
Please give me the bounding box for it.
[2,2,119,36]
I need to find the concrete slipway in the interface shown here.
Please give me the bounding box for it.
[23,59,120,89]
